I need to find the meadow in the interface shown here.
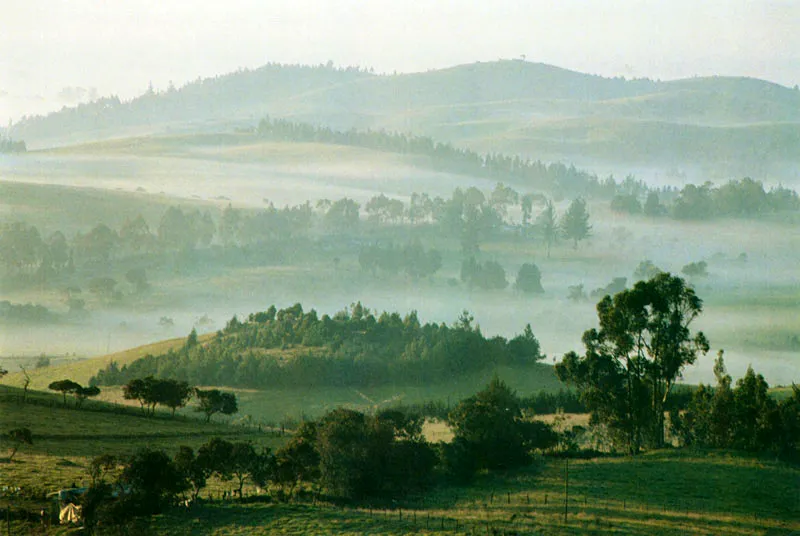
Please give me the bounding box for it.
[142,450,800,535]
[2,382,798,536]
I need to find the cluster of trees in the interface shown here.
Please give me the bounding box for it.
[80,441,272,533]
[119,376,237,421]
[92,304,544,389]
[358,240,442,279]
[48,379,101,407]
[0,300,58,324]
[121,377,192,417]
[460,257,508,290]
[0,136,26,153]
[611,178,800,220]
[77,378,556,531]
[672,354,800,458]
[557,272,800,459]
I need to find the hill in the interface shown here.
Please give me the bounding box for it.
[3,335,212,391]
[10,60,800,173]
[0,385,279,491]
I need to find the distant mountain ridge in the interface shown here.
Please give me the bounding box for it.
[9,60,800,173]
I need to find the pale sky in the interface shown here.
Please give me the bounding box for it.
[2,0,799,124]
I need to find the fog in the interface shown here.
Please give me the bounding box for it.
[2,146,798,386]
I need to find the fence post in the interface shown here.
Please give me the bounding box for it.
[563,457,569,523]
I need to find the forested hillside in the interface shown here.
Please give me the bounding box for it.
[91,303,545,388]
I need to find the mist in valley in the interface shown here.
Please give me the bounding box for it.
[2,4,800,420]
[2,141,798,389]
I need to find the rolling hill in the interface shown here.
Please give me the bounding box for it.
[9,60,800,175]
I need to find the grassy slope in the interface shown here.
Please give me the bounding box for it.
[3,334,216,391]
[0,180,218,236]
[0,385,283,491]
[150,449,800,535]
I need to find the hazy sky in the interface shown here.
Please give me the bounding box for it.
[2,0,799,124]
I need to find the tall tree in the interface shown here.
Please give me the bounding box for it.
[561,198,591,249]
[556,273,709,452]
[536,200,558,258]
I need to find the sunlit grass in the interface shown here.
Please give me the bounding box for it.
[2,335,212,391]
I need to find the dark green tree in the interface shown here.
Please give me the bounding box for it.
[515,263,544,294]
[315,408,392,499]
[557,273,709,452]
[174,446,210,501]
[195,388,238,422]
[48,379,81,406]
[120,448,188,513]
[561,198,591,249]
[273,421,320,494]
[448,376,554,472]
[75,385,101,408]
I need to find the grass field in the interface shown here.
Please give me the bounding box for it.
[80,363,560,426]
[0,385,283,492]
[145,449,800,535]
[2,334,213,391]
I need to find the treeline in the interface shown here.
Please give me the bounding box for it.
[91,304,544,388]
[257,116,645,200]
[610,177,800,220]
[0,300,58,324]
[672,354,800,459]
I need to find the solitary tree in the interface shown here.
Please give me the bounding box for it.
[561,198,591,249]
[515,263,544,294]
[536,200,558,258]
[6,428,33,461]
[160,379,193,416]
[49,379,81,406]
[88,454,118,486]
[556,272,709,452]
[195,388,238,422]
[75,385,101,408]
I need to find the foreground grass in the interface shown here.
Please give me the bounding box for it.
[148,449,800,535]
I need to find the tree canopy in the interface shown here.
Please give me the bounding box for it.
[557,272,709,453]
